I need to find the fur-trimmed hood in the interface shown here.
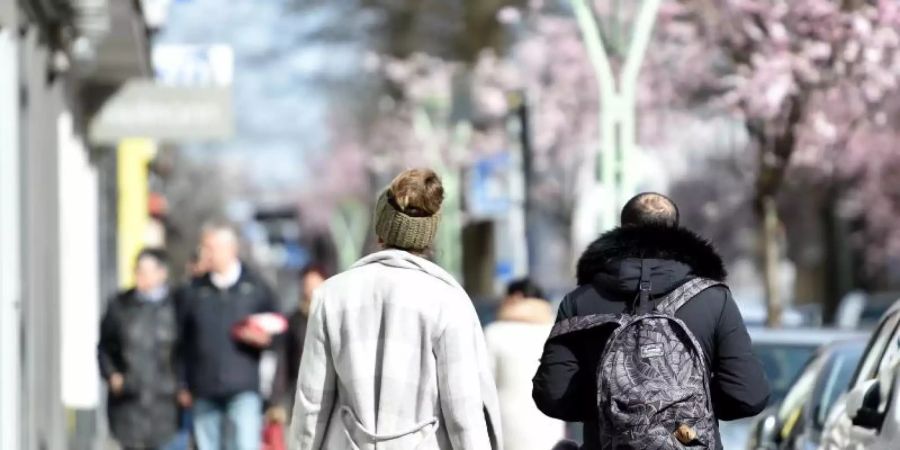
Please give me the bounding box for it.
[576,225,727,292]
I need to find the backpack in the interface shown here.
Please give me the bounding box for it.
[549,275,725,450]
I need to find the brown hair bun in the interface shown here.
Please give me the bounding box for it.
[388,169,444,217]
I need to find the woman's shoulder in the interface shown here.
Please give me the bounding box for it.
[318,264,463,307]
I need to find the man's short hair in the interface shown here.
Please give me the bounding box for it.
[620,193,680,227]
[201,219,238,237]
[506,277,545,299]
[135,248,168,268]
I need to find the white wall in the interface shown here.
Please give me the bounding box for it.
[58,111,102,410]
[0,27,22,450]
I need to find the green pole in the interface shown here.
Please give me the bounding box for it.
[618,0,661,208]
[414,106,467,279]
[329,199,368,270]
[570,0,662,231]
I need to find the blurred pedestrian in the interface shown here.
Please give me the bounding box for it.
[177,222,280,450]
[186,249,211,279]
[484,278,565,450]
[98,249,180,450]
[268,263,328,421]
[289,168,502,449]
[165,250,211,450]
[532,193,770,449]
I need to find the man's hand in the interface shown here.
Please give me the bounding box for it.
[177,389,193,408]
[236,326,272,348]
[109,373,124,396]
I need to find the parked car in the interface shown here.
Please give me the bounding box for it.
[835,291,900,330]
[738,302,809,327]
[820,300,900,450]
[719,327,869,450]
[745,337,867,450]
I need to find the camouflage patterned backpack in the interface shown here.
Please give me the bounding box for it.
[550,275,725,449]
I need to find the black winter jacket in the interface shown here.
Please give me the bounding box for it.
[532,225,770,449]
[98,289,180,448]
[177,266,278,399]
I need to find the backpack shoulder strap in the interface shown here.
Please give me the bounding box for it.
[548,314,623,339]
[655,278,727,316]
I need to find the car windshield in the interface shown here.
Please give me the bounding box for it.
[860,304,892,326]
[813,344,865,428]
[776,353,826,427]
[753,343,819,405]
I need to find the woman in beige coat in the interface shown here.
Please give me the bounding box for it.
[485,279,566,450]
[289,169,502,450]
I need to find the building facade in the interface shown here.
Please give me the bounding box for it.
[0,1,152,449]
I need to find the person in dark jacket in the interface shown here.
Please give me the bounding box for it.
[98,249,180,450]
[532,193,770,450]
[166,250,210,450]
[267,263,328,423]
[177,223,279,450]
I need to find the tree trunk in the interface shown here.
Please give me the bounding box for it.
[749,97,804,328]
[762,195,783,327]
[821,186,855,324]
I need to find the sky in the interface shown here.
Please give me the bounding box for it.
[156,0,364,189]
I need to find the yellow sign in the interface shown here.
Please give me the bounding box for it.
[117,138,156,288]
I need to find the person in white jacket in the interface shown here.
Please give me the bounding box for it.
[289,168,502,450]
[485,279,566,450]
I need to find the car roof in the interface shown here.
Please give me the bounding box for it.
[868,292,900,306]
[748,327,870,347]
[822,337,869,352]
[884,299,900,318]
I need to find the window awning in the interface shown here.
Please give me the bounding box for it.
[77,0,151,82]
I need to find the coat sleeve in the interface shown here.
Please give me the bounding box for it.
[483,325,500,382]
[289,291,336,450]
[173,286,192,390]
[435,301,495,449]
[258,278,280,313]
[97,298,122,380]
[531,296,590,422]
[254,278,281,351]
[710,289,771,420]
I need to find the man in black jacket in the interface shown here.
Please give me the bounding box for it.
[532,193,770,450]
[178,223,279,450]
[99,249,180,450]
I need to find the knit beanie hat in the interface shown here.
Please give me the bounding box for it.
[374,188,441,252]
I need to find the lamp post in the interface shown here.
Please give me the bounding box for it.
[329,199,369,270]
[570,0,662,235]
[415,106,469,279]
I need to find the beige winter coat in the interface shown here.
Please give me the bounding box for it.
[485,299,566,450]
[289,250,503,450]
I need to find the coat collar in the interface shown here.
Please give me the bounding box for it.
[576,225,727,285]
[197,261,255,291]
[352,249,465,293]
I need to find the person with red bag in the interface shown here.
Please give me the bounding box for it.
[177,222,282,450]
